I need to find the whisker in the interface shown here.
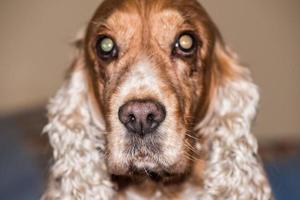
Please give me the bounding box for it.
[185,133,199,141]
[183,153,198,162]
[143,166,151,177]
[184,141,200,156]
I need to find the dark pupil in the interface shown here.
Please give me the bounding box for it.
[96,36,116,59]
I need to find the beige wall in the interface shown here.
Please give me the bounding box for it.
[0,0,299,141]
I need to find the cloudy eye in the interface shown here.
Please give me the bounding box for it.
[96,36,118,60]
[173,32,197,56]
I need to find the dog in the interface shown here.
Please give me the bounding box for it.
[42,0,273,199]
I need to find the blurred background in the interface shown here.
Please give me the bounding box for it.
[0,0,299,199]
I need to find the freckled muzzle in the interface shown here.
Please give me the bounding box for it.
[118,99,166,137]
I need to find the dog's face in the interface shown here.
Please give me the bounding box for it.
[85,0,217,178]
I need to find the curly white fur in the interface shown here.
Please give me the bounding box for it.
[196,76,272,200]
[42,56,115,199]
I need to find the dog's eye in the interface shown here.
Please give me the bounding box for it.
[173,32,197,56]
[96,36,118,60]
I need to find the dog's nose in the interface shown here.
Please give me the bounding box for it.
[118,100,166,136]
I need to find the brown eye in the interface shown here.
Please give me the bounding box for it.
[96,36,118,60]
[173,32,197,56]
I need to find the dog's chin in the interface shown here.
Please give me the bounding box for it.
[108,157,190,183]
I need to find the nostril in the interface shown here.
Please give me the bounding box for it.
[128,114,136,122]
[146,113,158,129]
[146,113,154,123]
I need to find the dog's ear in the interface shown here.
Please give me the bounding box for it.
[195,38,273,199]
[42,31,115,200]
[196,34,260,129]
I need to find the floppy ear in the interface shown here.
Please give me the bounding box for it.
[41,32,115,200]
[196,39,273,199]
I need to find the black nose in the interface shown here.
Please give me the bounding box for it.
[118,100,166,136]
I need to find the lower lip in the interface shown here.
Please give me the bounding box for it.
[134,160,157,169]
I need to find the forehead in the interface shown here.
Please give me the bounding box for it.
[91,1,187,36]
[88,0,214,58]
[90,0,211,35]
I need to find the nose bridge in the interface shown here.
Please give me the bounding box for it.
[125,56,161,94]
[135,6,163,79]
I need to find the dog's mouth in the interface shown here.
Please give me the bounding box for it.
[128,166,182,182]
[112,162,188,184]
[109,148,190,182]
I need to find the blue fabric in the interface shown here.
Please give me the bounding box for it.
[265,156,300,200]
[0,118,43,200]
